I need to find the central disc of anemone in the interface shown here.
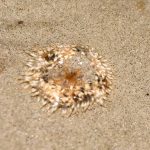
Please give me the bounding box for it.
[54,68,83,88]
[42,53,97,90]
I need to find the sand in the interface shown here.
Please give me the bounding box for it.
[0,0,150,150]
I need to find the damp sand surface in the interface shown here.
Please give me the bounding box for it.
[0,0,150,150]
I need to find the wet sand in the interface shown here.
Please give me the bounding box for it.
[0,0,150,150]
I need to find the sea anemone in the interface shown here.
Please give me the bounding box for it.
[21,44,113,115]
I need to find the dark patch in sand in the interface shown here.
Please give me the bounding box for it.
[0,58,6,74]
[2,20,55,33]
[146,93,149,96]
[136,0,146,11]
[17,20,24,25]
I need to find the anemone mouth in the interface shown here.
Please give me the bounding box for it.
[52,67,83,87]
[22,44,113,114]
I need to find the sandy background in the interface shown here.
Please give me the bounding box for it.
[0,0,150,150]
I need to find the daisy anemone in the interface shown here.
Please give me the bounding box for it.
[21,44,113,114]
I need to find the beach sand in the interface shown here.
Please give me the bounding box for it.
[0,0,150,149]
